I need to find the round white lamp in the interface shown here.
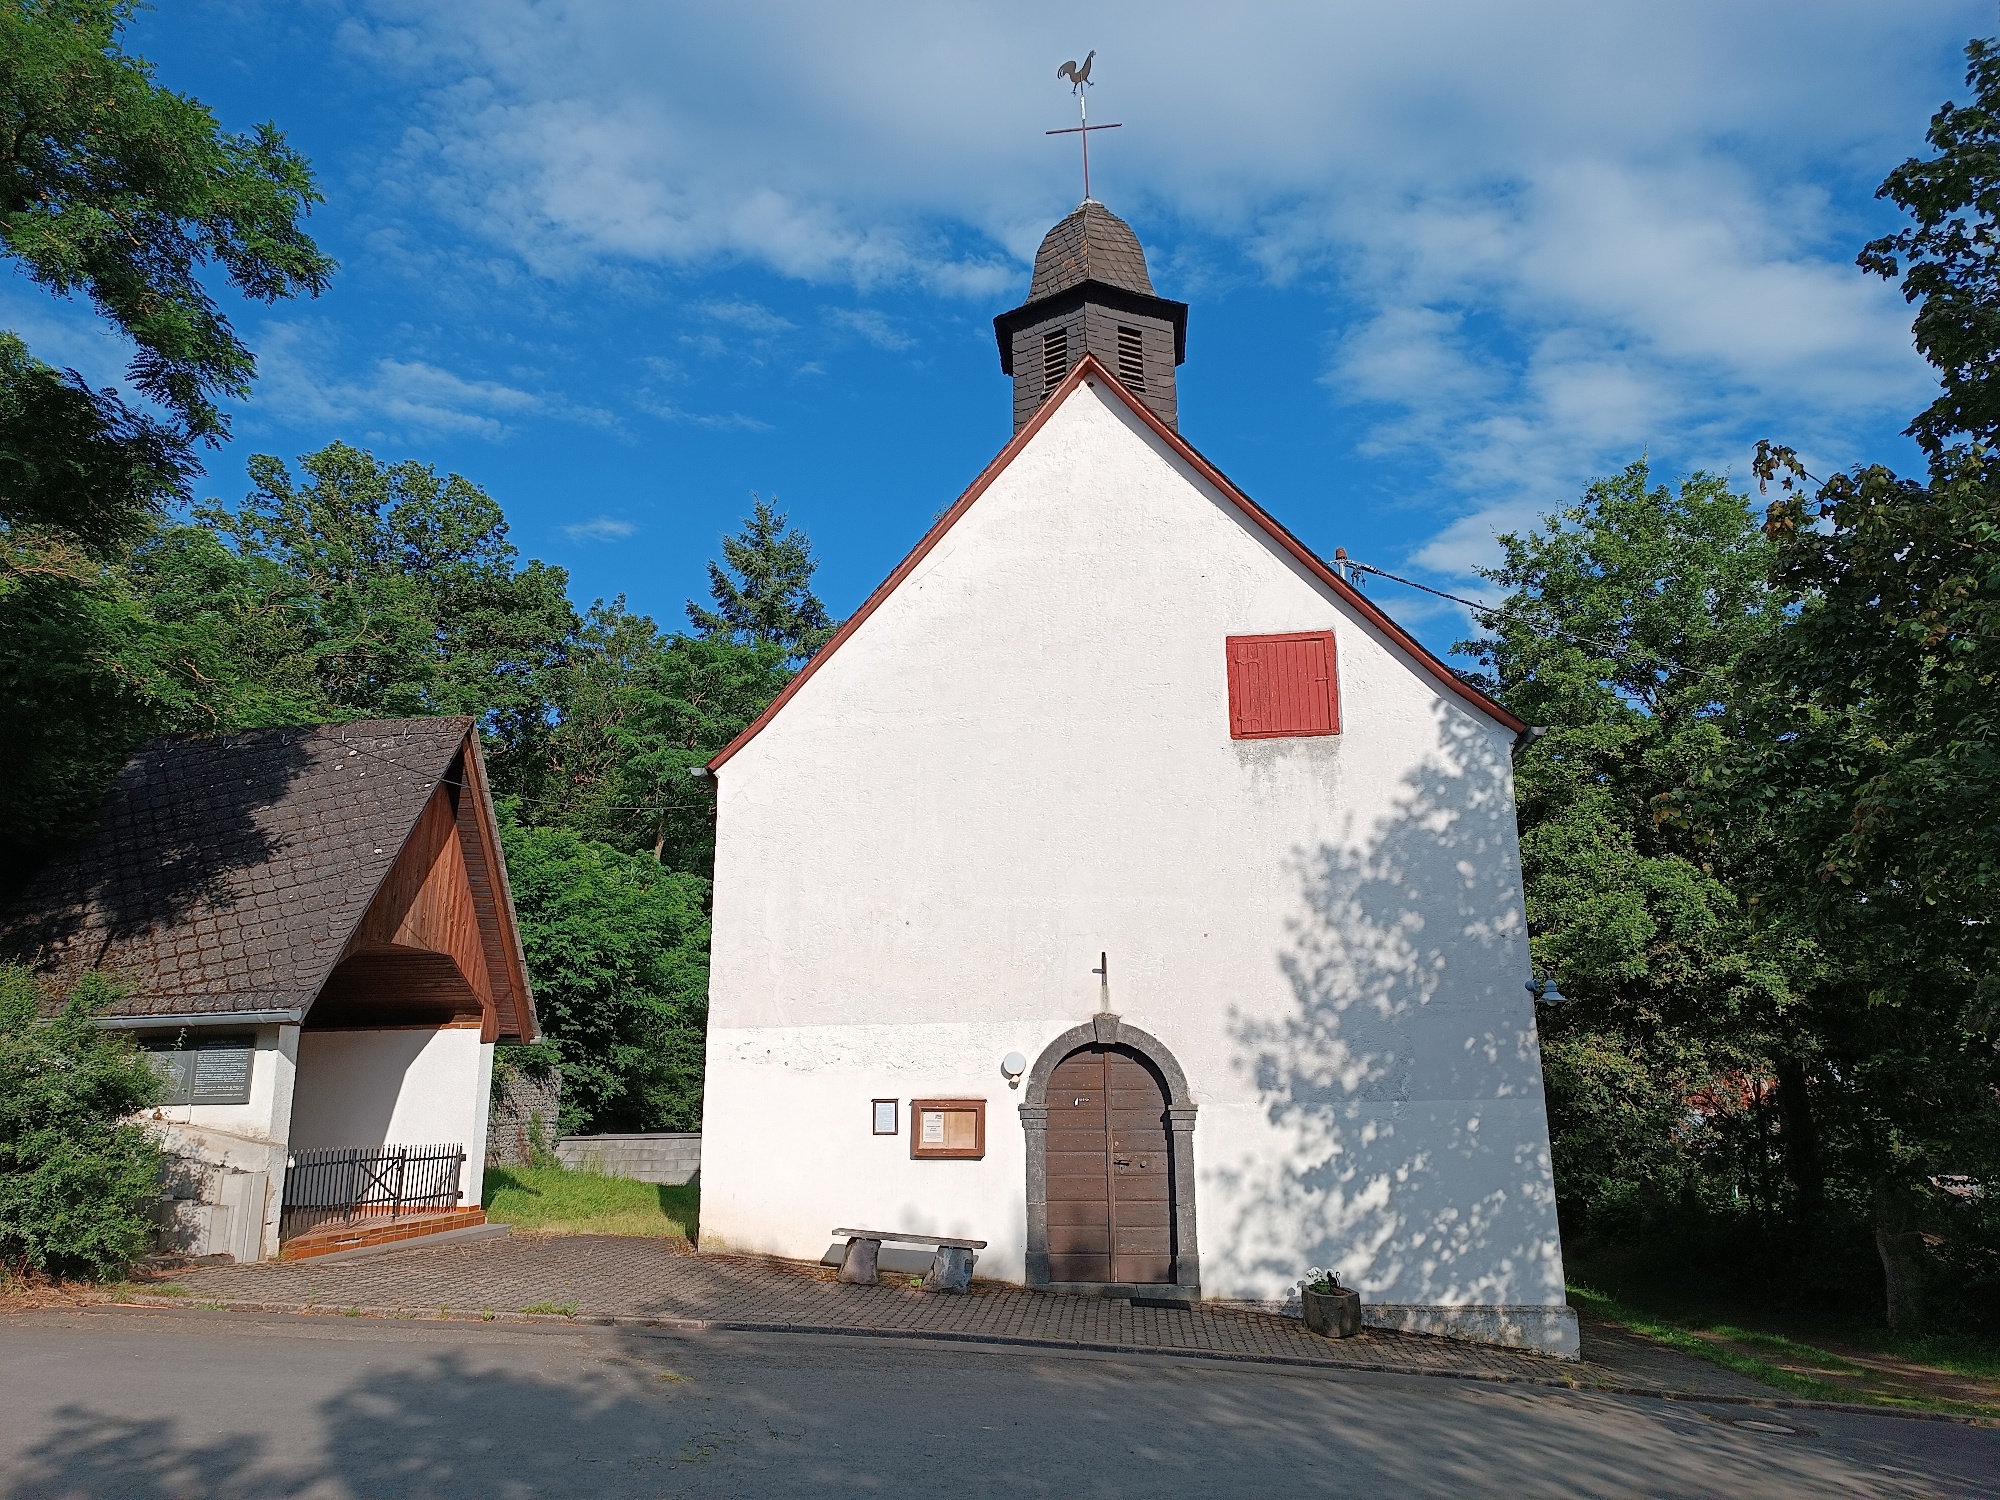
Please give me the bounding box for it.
[1001,1051,1028,1088]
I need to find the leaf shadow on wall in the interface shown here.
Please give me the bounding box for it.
[1221,706,1564,1308]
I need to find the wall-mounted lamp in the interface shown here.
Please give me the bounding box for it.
[1526,975,1567,1005]
[688,766,711,780]
[1001,1051,1028,1089]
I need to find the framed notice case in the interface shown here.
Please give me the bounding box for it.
[909,1098,986,1160]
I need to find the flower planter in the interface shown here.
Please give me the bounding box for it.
[1302,1286,1362,1338]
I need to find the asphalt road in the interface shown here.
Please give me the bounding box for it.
[1,1308,1994,1498]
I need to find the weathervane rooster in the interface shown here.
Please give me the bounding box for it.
[1048,50,1118,203]
[1057,50,1095,93]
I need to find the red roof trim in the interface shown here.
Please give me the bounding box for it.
[707,354,1525,773]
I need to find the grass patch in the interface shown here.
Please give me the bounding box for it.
[482,1164,697,1240]
[1569,1284,1999,1417]
[1569,1286,1861,1404]
[1885,1334,2000,1381]
[521,1301,578,1317]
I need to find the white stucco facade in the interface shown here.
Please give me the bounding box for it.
[701,376,1575,1354]
[142,1022,299,1261]
[290,1025,495,1205]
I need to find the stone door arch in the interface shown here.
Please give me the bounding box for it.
[1020,1013,1199,1295]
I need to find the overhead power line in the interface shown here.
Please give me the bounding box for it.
[1333,553,1669,671]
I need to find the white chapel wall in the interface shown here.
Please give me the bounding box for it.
[702,379,1563,1316]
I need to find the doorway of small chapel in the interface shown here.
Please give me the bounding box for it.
[1046,1044,1177,1284]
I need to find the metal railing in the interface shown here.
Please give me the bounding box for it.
[280,1144,466,1241]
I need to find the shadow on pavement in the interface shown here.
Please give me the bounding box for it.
[5,1316,1993,1498]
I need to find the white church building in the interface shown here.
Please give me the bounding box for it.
[698,201,1577,1357]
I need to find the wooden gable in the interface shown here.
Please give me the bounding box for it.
[308,741,535,1042]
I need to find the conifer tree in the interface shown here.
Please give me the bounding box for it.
[686,495,836,665]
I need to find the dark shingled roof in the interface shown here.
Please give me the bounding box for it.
[2,718,486,1021]
[1027,200,1155,302]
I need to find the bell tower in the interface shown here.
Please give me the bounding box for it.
[993,200,1188,433]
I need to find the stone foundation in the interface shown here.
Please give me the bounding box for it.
[1361,1303,1580,1360]
[486,1065,561,1166]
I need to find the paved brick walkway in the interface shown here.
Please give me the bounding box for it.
[158,1233,1771,1398]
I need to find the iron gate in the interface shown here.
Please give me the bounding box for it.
[280,1144,466,1241]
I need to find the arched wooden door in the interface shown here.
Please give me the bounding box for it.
[1046,1044,1175,1284]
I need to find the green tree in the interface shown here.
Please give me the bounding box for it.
[1860,35,2000,456]
[496,817,711,1133]
[687,495,837,664]
[0,965,164,1279]
[0,527,263,892]
[1730,35,2000,1329]
[0,0,331,882]
[508,600,790,871]
[0,0,333,543]
[610,634,790,868]
[197,443,579,727]
[1741,443,2000,1330]
[1464,464,1799,1246]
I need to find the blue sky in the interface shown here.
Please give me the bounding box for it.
[10,2,1982,658]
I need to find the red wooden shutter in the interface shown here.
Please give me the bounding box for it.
[1225,631,1340,739]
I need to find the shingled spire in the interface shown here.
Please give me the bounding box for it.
[994,201,1188,433]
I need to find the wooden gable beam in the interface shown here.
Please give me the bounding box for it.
[453,731,538,1043]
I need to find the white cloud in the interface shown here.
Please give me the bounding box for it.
[697,299,794,333]
[638,399,773,432]
[825,306,915,350]
[247,322,616,439]
[563,515,638,541]
[336,0,1973,574]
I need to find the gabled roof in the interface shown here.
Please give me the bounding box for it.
[2,717,538,1039]
[708,355,1528,774]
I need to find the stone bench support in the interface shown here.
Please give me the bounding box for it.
[832,1227,987,1294]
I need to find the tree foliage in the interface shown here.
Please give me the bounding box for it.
[496,817,712,1134]
[0,1,331,888]
[0,0,332,543]
[1500,35,2000,1331]
[1466,466,1801,1242]
[196,443,578,726]
[1861,35,2000,456]
[500,599,790,868]
[0,526,255,889]
[0,965,164,1278]
[687,495,836,664]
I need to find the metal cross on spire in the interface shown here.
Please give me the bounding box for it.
[1049,50,1121,203]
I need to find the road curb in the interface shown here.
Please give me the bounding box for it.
[104,1296,1997,1427]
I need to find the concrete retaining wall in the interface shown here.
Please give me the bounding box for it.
[554,1132,701,1186]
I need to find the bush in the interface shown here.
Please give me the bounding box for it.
[0,965,165,1278]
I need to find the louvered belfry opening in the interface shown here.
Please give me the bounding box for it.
[1116,325,1146,391]
[1042,328,1070,394]
[994,200,1188,433]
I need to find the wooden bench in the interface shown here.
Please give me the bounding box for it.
[833,1227,987,1294]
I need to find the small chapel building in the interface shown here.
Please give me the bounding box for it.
[4,717,537,1262]
[697,201,1577,1356]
